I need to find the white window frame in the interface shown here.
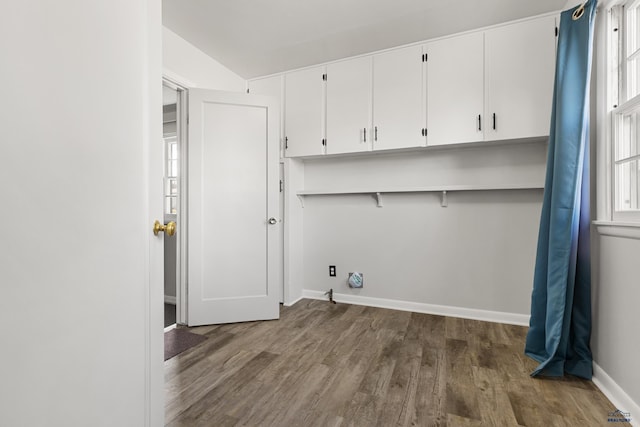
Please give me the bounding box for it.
[597,0,640,230]
[612,0,640,221]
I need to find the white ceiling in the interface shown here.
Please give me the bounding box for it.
[162,0,568,79]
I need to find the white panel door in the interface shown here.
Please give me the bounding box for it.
[372,45,426,150]
[284,66,325,157]
[326,56,372,154]
[188,89,279,326]
[485,16,556,141]
[426,32,485,146]
[1,0,162,425]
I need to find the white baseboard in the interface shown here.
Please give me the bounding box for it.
[593,362,638,426]
[301,289,530,326]
[164,295,176,305]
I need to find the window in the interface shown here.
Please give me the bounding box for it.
[612,0,640,220]
[164,135,178,215]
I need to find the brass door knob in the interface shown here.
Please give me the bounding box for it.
[153,220,176,237]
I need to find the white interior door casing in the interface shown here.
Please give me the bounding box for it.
[188,89,280,326]
[426,32,485,146]
[372,45,426,150]
[326,56,372,154]
[485,16,556,141]
[285,66,325,157]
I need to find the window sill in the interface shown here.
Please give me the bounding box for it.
[593,220,640,240]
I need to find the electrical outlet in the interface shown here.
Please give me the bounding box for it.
[329,265,336,277]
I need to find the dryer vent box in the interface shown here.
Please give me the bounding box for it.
[348,272,364,288]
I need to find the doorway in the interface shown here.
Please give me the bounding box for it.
[160,80,284,330]
[162,80,186,329]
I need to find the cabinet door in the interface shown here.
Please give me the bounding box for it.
[284,66,325,157]
[485,16,556,141]
[326,56,372,154]
[249,76,284,157]
[426,32,485,146]
[372,45,426,150]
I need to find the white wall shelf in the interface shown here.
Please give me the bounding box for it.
[296,183,544,208]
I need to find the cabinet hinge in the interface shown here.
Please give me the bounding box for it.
[322,73,327,81]
[555,26,558,37]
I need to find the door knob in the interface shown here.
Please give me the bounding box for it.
[153,220,176,236]
[268,217,278,225]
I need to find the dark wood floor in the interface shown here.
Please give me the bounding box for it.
[165,299,626,426]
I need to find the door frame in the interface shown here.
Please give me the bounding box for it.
[162,76,189,325]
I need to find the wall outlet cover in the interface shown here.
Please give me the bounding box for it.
[329,265,336,277]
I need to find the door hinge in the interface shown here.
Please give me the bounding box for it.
[279,179,283,193]
[555,26,558,37]
[322,73,327,81]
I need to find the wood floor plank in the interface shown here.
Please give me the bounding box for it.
[472,366,520,426]
[414,346,447,426]
[375,338,422,426]
[164,300,624,427]
[170,351,279,426]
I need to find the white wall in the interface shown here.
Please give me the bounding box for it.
[300,142,547,321]
[593,235,640,406]
[163,27,245,91]
[0,0,163,426]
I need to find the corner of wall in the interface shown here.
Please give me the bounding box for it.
[162,26,246,91]
[283,158,305,305]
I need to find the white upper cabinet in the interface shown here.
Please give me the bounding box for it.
[372,45,427,150]
[485,16,556,141]
[326,56,372,154]
[279,14,556,157]
[284,66,326,157]
[426,32,485,146]
[248,75,284,156]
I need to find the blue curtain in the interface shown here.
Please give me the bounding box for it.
[524,0,597,380]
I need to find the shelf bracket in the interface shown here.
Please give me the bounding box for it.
[297,194,305,208]
[441,191,448,208]
[374,192,384,208]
